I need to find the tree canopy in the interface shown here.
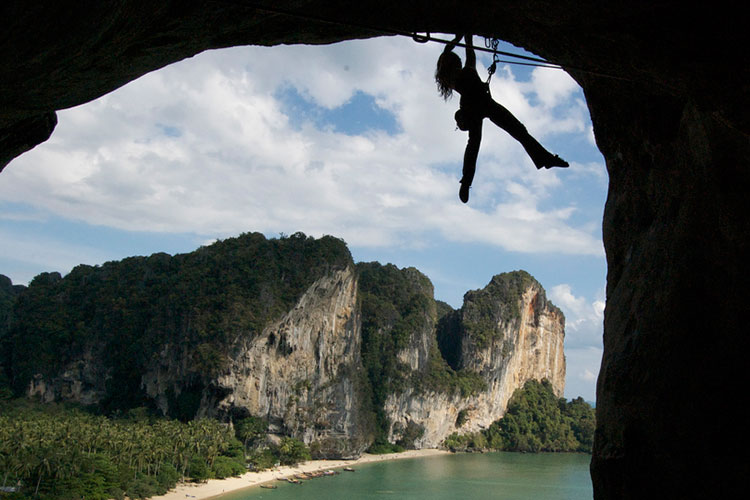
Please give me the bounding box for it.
[444,380,596,453]
[1,232,352,416]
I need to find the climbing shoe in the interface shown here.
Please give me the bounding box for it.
[545,154,569,169]
[459,181,470,203]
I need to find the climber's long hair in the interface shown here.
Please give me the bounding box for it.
[435,51,462,101]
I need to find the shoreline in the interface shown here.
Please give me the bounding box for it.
[150,448,449,500]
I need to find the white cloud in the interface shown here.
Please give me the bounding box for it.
[564,346,603,401]
[550,283,604,349]
[530,66,580,109]
[0,37,608,402]
[1,36,604,256]
[581,368,597,382]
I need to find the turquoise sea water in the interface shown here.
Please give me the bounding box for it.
[221,452,592,500]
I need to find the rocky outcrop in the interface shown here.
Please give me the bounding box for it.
[5,249,569,460]
[17,263,373,458]
[383,271,565,447]
[3,237,566,459]
[202,266,372,458]
[393,268,437,374]
[459,273,566,408]
[25,350,106,406]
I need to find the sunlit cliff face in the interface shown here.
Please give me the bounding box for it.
[1,1,748,498]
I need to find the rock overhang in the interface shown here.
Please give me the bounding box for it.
[1,1,748,498]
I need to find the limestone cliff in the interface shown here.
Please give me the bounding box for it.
[459,272,566,409]
[209,266,371,457]
[140,265,372,458]
[382,271,565,448]
[3,236,564,458]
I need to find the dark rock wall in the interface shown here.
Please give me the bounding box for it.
[590,83,750,498]
[2,1,748,497]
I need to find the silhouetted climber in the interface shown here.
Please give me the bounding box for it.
[435,34,569,203]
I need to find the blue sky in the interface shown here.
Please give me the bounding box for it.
[0,36,606,401]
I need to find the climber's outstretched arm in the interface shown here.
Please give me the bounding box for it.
[443,33,463,54]
[464,33,476,70]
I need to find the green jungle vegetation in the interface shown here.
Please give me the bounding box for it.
[356,262,485,453]
[460,271,559,348]
[0,232,352,416]
[0,276,21,401]
[0,234,586,500]
[0,401,310,500]
[442,380,596,453]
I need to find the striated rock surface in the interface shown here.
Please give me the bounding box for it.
[201,266,372,458]
[459,273,566,408]
[383,271,565,447]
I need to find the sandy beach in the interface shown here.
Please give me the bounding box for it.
[151,449,449,500]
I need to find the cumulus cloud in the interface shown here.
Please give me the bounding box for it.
[0,36,608,400]
[550,283,605,349]
[529,66,580,109]
[547,283,603,399]
[1,36,604,256]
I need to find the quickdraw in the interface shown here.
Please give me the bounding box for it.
[484,37,502,84]
[412,32,430,43]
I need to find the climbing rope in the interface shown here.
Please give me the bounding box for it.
[410,32,559,69]
[210,0,563,70]
[208,0,632,80]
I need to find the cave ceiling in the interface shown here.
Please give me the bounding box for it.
[0,1,746,170]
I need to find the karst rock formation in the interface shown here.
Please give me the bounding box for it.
[1,1,748,498]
